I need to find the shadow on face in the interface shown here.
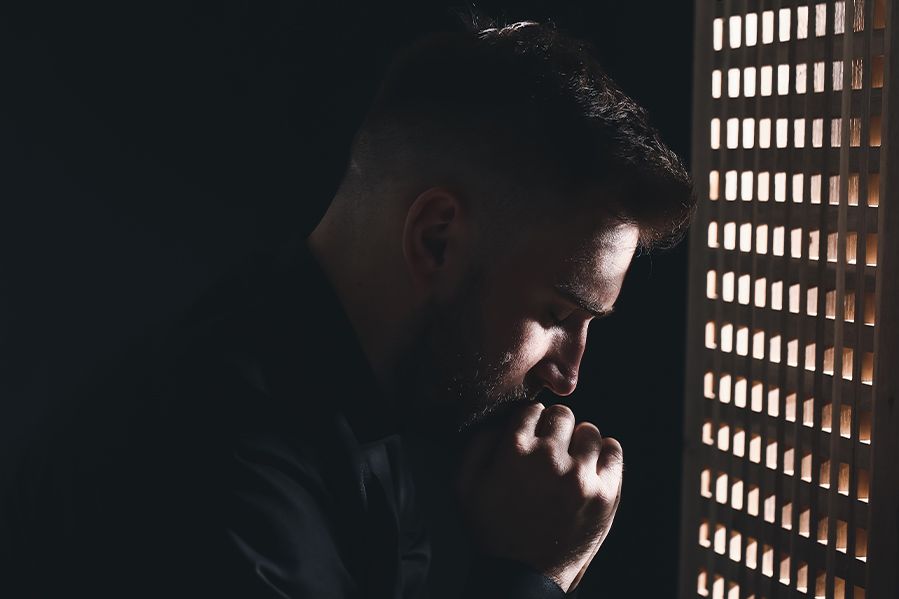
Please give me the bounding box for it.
[397,217,640,435]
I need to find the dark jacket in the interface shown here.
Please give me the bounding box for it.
[2,239,568,598]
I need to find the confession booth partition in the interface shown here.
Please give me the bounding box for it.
[680,1,898,598]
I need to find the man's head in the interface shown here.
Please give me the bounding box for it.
[309,21,694,433]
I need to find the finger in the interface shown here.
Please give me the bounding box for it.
[596,464,624,548]
[568,421,602,469]
[502,402,546,453]
[572,443,624,591]
[533,403,576,442]
[595,436,624,504]
[566,427,605,591]
[607,463,624,526]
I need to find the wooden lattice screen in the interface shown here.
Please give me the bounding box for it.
[679,1,898,598]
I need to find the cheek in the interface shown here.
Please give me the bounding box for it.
[477,285,553,378]
[489,320,553,381]
[518,322,553,366]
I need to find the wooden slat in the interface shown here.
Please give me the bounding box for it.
[680,2,894,597]
[866,0,899,594]
[677,0,716,594]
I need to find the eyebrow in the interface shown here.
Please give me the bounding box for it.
[552,284,615,319]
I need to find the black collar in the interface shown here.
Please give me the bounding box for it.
[265,236,401,446]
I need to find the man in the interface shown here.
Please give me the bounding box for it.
[2,20,693,598]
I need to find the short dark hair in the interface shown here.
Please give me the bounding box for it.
[350,20,695,250]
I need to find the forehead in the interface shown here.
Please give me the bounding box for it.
[520,220,640,307]
[565,222,640,278]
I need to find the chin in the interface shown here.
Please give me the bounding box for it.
[457,391,538,433]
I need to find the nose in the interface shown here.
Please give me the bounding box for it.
[534,324,588,396]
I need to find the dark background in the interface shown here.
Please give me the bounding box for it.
[0,1,694,596]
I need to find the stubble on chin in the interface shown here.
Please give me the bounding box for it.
[398,339,542,438]
[394,268,542,436]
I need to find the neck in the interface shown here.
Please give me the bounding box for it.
[306,211,410,398]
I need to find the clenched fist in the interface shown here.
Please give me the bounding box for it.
[455,403,624,593]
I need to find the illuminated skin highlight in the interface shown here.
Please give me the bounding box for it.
[395,213,640,433]
[309,184,636,594]
[474,220,638,399]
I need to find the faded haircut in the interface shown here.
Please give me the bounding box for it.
[345,20,695,250]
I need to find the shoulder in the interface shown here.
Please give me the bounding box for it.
[4,311,359,598]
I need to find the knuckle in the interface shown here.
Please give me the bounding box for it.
[603,437,624,461]
[596,466,623,505]
[574,421,601,439]
[525,402,546,415]
[532,439,556,460]
[532,441,566,475]
[550,457,568,477]
[544,403,575,421]
[519,402,545,420]
[512,403,544,429]
[597,482,620,505]
[571,422,603,452]
[510,434,531,456]
[564,468,594,501]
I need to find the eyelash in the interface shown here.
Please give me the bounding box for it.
[544,309,570,327]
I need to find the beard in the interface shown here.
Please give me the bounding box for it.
[394,266,543,439]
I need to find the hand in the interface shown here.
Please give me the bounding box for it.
[455,403,623,593]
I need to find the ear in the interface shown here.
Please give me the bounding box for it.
[401,187,467,294]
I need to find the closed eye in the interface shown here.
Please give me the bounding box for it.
[541,307,573,328]
[553,285,615,320]
[552,309,573,325]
